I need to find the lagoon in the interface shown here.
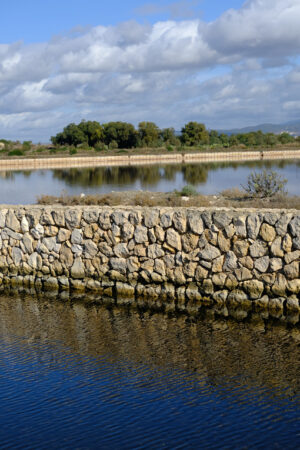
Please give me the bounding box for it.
[0,158,300,204]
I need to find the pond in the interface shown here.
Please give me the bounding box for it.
[0,293,299,448]
[0,158,300,204]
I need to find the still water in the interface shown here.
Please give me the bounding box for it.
[0,293,299,448]
[0,159,300,204]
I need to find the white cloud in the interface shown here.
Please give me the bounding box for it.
[0,0,300,140]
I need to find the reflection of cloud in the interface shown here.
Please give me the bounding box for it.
[0,0,300,140]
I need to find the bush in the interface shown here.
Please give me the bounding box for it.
[242,170,287,198]
[69,148,77,155]
[175,185,198,196]
[8,149,24,156]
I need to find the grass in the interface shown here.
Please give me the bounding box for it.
[36,189,300,209]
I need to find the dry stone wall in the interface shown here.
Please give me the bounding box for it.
[0,206,299,314]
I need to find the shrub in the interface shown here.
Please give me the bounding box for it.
[8,149,24,156]
[175,185,198,196]
[242,170,287,198]
[69,148,77,155]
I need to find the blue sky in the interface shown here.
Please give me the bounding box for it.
[0,0,300,141]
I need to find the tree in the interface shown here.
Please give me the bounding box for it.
[181,122,209,146]
[51,123,87,147]
[242,170,287,198]
[78,120,103,147]
[103,122,137,148]
[138,121,161,147]
[278,132,295,145]
[209,130,221,145]
[161,127,179,145]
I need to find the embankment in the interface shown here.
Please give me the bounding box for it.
[0,205,299,318]
[1,148,300,171]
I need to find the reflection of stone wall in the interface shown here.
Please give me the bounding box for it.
[0,206,299,314]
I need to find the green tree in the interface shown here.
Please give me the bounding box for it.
[51,123,87,147]
[138,121,161,147]
[103,122,137,148]
[78,120,103,147]
[181,122,209,146]
[278,132,295,144]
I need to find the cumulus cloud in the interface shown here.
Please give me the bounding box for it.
[0,0,300,140]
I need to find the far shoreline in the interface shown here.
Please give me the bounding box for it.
[1,147,300,171]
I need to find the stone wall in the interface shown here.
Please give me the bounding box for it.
[0,206,299,313]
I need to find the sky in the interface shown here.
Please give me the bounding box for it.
[0,0,300,142]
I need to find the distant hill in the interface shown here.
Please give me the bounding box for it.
[218,120,300,136]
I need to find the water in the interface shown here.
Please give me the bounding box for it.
[0,159,300,203]
[0,293,299,448]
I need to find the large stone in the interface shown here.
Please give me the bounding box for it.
[269,258,283,272]
[134,226,148,244]
[182,233,198,252]
[243,280,264,299]
[199,243,220,261]
[223,251,238,271]
[218,231,230,252]
[271,237,283,257]
[28,252,42,270]
[173,211,186,233]
[285,250,300,264]
[122,223,134,240]
[233,216,247,238]
[71,258,85,279]
[40,210,55,225]
[83,209,99,224]
[147,244,164,259]
[187,211,204,235]
[254,256,269,273]
[110,258,127,274]
[287,279,300,294]
[84,240,98,258]
[174,267,186,284]
[31,223,44,239]
[284,261,299,279]
[233,240,249,257]
[276,213,292,236]
[213,211,231,229]
[212,255,224,273]
[260,223,276,242]
[160,211,173,228]
[272,274,287,296]
[6,210,20,232]
[166,229,181,251]
[42,236,57,252]
[239,256,254,270]
[21,216,29,233]
[65,209,82,229]
[195,266,208,280]
[289,216,300,237]
[212,273,227,287]
[60,245,74,267]
[99,211,111,230]
[52,210,65,227]
[71,229,83,245]
[249,241,268,258]
[0,209,7,228]
[247,214,262,239]
[235,267,253,281]
[282,234,292,252]
[227,289,249,307]
[12,247,23,266]
[57,228,71,242]
[144,210,159,228]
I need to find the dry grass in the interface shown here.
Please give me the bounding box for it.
[37,189,300,209]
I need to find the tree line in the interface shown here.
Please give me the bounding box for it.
[50,120,299,150]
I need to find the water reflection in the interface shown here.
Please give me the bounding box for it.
[0,159,300,204]
[0,292,299,448]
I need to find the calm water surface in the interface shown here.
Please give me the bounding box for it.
[0,293,299,448]
[0,159,300,204]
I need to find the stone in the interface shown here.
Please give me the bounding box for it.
[228,289,249,307]
[71,258,85,279]
[65,209,82,229]
[218,231,230,252]
[166,229,181,251]
[0,210,7,228]
[213,211,231,229]
[28,252,42,270]
[52,210,65,227]
[225,273,238,290]
[111,224,120,237]
[213,290,228,305]
[282,234,292,252]
[99,242,114,257]
[6,210,20,232]
[183,262,197,278]
[285,250,300,264]
[202,279,214,295]
[269,297,285,312]
[233,216,247,238]
[40,210,55,226]
[243,280,264,299]
[235,267,252,281]
[43,236,57,252]
[195,266,208,280]
[212,273,227,287]
[289,216,300,237]
[287,279,300,294]
[254,295,269,309]
[84,240,98,259]
[147,244,164,259]
[154,226,165,242]
[173,211,186,233]
[83,209,99,224]
[239,256,254,270]
[57,228,71,242]
[264,212,279,226]
[276,213,292,236]
[293,237,300,250]
[224,223,235,239]
[127,257,140,273]
[254,256,269,273]
[212,255,224,273]
[233,240,249,257]
[12,247,23,266]
[223,251,238,271]
[199,244,220,261]
[113,243,129,258]
[174,267,186,284]
[160,211,173,228]
[31,223,44,239]
[204,229,218,246]
[60,245,74,267]
[71,229,83,245]
[260,223,276,242]
[286,297,300,312]
[249,241,268,258]
[99,211,111,230]
[269,258,283,272]
[187,211,204,235]
[271,237,283,257]
[284,261,299,279]
[21,216,29,233]
[134,245,147,257]
[71,244,83,257]
[122,223,134,240]
[110,258,127,274]
[144,210,159,228]
[272,274,287,296]
[182,233,198,252]
[134,226,148,244]
[247,214,262,239]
